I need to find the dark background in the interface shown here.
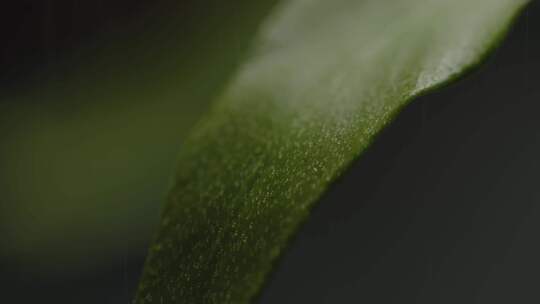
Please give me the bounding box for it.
[1,1,539,303]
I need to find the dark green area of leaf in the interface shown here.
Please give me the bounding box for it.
[136,1,529,303]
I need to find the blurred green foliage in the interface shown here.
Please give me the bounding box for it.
[0,0,278,272]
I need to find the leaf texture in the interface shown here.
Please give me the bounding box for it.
[136,1,529,303]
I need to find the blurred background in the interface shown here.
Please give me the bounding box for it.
[0,1,538,303]
[0,0,278,302]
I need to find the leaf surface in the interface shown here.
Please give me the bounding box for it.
[136,1,529,303]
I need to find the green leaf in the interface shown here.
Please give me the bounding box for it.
[136,1,529,303]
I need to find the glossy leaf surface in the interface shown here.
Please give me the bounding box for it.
[136,1,529,303]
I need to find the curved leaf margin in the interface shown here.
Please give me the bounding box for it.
[136,1,531,303]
